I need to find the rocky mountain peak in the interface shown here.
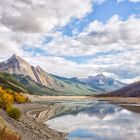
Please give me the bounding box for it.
[95,74,105,78]
[84,74,106,82]
[11,53,20,59]
[87,74,107,80]
[8,54,28,64]
[0,54,56,89]
[79,74,126,92]
[3,54,29,70]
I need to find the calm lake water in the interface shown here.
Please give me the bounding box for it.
[42,99,140,140]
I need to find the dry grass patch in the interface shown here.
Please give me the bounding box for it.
[0,116,21,140]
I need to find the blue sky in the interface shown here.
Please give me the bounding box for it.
[0,0,140,83]
[59,0,140,37]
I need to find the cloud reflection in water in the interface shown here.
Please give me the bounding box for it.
[46,101,140,140]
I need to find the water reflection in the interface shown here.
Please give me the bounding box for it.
[45,100,140,140]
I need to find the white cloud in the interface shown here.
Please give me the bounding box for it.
[0,15,140,83]
[0,0,93,33]
[0,0,139,83]
[33,15,140,83]
[0,34,23,59]
[45,15,140,57]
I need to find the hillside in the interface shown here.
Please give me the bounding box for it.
[107,81,140,97]
[0,73,28,94]
[14,74,97,96]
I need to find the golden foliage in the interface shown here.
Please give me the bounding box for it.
[1,93,14,104]
[0,123,21,140]
[0,86,29,120]
[14,92,27,104]
[0,86,29,104]
[0,86,26,140]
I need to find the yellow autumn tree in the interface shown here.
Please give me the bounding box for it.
[14,92,27,103]
[1,93,14,105]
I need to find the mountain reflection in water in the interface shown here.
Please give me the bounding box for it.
[41,100,140,140]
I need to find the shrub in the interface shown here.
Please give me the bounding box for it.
[0,99,7,109]
[5,103,12,113]
[7,107,22,120]
[14,92,28,103]
[0,126,21,140]
[0,86,29,105]
[0,98,13,112]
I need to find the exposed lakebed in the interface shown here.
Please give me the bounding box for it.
[35,99,140,140]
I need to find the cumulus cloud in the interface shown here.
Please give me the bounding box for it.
[0,34,24,60]
[0,0,93,33]
[0,14,140,83]
[0,15,140,83]
[0,0,139,83]
[30,15,140,83]
[45,15,140,56]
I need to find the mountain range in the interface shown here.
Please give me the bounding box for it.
[0,54,126,96]
[71,74,125,92]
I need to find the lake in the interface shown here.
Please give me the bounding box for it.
[40,99,140,140]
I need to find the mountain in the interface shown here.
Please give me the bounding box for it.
[107,81,140,97]
[70,74,126,92]
[0,54,96,95]
[0,54,59,89]
[0,54,125,95]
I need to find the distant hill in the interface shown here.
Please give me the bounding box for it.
[107,81,140,97]
[0,54,126,96]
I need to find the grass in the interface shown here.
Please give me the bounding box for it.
[0,116,21,140]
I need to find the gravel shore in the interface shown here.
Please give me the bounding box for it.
[0,103,67,140]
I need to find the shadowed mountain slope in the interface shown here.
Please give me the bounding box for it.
[108,81,140,97]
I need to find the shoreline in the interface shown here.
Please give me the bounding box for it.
[1,95,140,140]
[0,103,67,140]
[27,94,140,104]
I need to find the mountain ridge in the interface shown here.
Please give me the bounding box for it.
[78,74,126,92]
[0,54,125,95]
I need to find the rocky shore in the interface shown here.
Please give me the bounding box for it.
[0,103,66,140]
[1,96,140,140]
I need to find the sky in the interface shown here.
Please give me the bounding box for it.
[0,0,140,83]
